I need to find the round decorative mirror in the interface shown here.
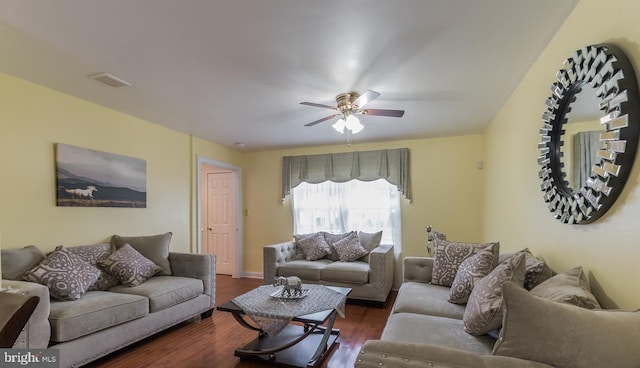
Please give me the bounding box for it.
[538,44,640,224]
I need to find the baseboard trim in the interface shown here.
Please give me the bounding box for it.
[241,271,263,279]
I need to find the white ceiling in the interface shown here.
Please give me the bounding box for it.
[0,0,578,151]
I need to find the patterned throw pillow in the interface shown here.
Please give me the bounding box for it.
[297,232,331,261]
[98,243,162,287]
[322,232,354,261]
[524,251,546,290]
[333,232,369,262]
[530,266,600,309]
[23,246,101,301]
[448,245,496,304]
[463,251,527,335]
[68,243,120,290]
[293,233,316,260]
[431,239,500,287]
[112,232,172,275]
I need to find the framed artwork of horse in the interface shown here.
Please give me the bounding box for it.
[55,143,147,208]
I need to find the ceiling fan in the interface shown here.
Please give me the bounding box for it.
[300,90,405,134]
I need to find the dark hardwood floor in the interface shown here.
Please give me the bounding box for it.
[87,276,395,368]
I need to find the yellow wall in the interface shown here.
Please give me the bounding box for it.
[0,73,240,254]
[0,71,485,282]
[242,136,485,273]
[483,0,640,309]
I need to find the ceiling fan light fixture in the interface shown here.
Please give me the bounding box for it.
[346,114,363,134]
[332,118,346,133]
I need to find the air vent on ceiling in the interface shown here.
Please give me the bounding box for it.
[88,72,132,88]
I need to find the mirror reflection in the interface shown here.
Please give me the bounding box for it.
[560,84,605,192]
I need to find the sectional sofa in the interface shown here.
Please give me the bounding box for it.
[356,246,640,368]
[1,235,215,368]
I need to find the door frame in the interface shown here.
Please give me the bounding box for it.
[196,155,243,278]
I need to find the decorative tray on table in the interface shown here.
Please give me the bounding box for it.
[270,287,310,300]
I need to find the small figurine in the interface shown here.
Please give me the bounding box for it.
[273,276,303,297]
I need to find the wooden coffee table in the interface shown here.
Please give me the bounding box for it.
[217,286,351,368]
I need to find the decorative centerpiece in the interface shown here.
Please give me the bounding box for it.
[271,276,308,299]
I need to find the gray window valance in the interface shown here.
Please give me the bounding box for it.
[282,148,410,202]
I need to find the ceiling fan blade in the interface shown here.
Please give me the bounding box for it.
[353,90,381,108]
[304,114,341,127]
[362,108,405,117]
[300,102,338,110]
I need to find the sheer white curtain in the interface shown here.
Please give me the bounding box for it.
[291,179,401,254]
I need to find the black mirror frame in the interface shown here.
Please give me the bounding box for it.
[539,44,640,224]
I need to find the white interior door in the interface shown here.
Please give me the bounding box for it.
[204,171,235,275]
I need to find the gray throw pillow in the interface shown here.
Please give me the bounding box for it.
[333,232,369,262]
[23,246,100,301]
[98,243,162,287]
[448,245,496,304]
[463,251,526,335]
[494,281,640,368]
[530,266,600,309]
[68,243,120,290]
[112,232,172,275]
[431,239,500,287]
[357,231,383,252]
[1,245,45,280]
[297,232,331,261]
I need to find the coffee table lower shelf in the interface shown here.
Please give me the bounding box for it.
[235,323,340,368]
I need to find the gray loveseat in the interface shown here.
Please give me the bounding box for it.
[263,232,394,304]
[356,253,640,368]
[2,241,215,368]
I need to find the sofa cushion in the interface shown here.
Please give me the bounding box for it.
[381,313,496,356]
[358,231,382,253]
[320,261,369,284]
[393,282,466,320]
[23,246,101,301]
[277,259,332,281]
[322,232,354,261]
[431,239,499,287]
[494,281,640,368]
[109,276,204,313]
[112,232,173,275]
[448,245,496,304]
[98,243,162,287]
[49,291,148,342]
[297,232,331,261]
[68,243,120,291]
[1,245,46,280]
[530,266,600,309]
[463,251,526,335]
[333,232,369,262]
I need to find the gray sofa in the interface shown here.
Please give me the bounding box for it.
[263,239,394,304]
[356,255,640,368]
[2,251,215,368]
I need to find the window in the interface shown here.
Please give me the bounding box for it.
[291,179,401,250]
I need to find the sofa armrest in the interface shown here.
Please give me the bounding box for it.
[403,256,434,284]
[2,280,51,348]
[263,241,297,285]
[168,253,215,310]
[368,244,394,297]
[357,341,554,368]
